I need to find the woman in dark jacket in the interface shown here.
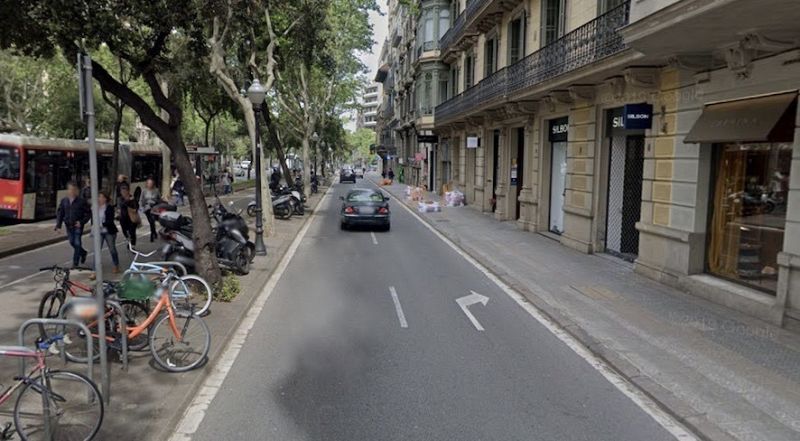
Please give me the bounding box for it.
[118,184,140,247]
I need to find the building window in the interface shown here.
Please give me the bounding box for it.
[598,0,626,13]
[438,78,448,105]
[439,9,450,38]
[508,15,525,64]
[464,54,474,89]
[484,37,497,77]
[707,143,792,293]
[542,0,565,46]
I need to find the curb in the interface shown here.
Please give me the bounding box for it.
[374,178,730,441]
[0,235,69,260]
[154,187,328,441]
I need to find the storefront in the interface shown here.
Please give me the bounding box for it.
[548,117,569,234]
[685,92,797,294]
[604,105,650,261]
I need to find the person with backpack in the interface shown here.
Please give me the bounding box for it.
[54,181,90,267]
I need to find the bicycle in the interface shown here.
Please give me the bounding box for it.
[125,244,212,316]
[0,334,103,440]
[37,266,148,349]
[61,284,211,373]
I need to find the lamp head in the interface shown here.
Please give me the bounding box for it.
[247,79,266,106]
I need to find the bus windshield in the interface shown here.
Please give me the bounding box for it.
[0,146,21,180]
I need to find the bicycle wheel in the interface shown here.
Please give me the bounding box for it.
[169,275,212,316]
[37,290,66,337]
[14,369,104,441]
[149,312,210,372]
[116,300,150,351]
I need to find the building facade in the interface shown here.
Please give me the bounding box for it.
[357,85,381,131]
[374,0,453,186]
[425,0,800,327]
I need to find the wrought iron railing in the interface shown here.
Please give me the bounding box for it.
[436,2,630,123]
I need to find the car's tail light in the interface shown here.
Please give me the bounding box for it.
[344,206,356,214]
[378,207,389,214]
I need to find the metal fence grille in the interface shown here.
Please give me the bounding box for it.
[606,135,644,260]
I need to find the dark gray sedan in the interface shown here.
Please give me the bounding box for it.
[340,189,390,231]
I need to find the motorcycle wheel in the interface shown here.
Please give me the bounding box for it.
[247,205,257,217]
[275,204,292,220]
[235,248,250,275]
[294,200,305,215]
[247,242,256,262]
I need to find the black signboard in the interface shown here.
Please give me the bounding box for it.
[608,104,653,133]
[549,117,569,142]
[623,103,653,130]
[417,135,438,143]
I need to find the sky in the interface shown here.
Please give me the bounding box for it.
[346,0,388,131]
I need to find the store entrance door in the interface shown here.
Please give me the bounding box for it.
[492,130,500,212]
[606,135,644,260]
[549,141,567,234]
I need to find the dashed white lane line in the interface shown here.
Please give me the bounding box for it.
[389,286,408,328]
[168,184,334,441]
[370,231,378,245]
[387,184,698,441]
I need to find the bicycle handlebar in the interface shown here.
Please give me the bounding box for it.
[128,242,157,258]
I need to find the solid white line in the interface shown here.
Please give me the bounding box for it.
[388,187,698,441]
[169,184,334,441]
[389,286,408,328]
[370,231,378,245]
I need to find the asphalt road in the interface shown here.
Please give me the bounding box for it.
[188,178,679,441]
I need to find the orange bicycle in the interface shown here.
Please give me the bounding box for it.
[61,284,210,373]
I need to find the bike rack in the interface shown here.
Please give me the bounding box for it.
[16,318,96,441]
[58,297,129,404]
[17,318,94,381]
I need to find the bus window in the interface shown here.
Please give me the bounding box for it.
[0,146,20,180]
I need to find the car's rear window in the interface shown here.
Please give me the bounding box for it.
[347,191,385,202]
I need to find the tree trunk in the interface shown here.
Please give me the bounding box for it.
[169,131,222,285]
[301,126,312,198]
[109,106,123,195]
[261,102,293,185]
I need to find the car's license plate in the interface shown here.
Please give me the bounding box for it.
[360,207,374,214]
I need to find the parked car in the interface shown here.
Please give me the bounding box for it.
[340,189,390,231]
[340,168,356,183]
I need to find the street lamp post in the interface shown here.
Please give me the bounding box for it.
[247,79,267,256]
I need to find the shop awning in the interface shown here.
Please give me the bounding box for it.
[684,92,797,143]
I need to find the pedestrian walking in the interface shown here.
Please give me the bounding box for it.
[55,181,90,268]
[171,174,185,206]
[115,174,129,206]
[139,177,161,242]
[221,170,232,195]
[388,168,395,181]
[89,192,120,280]
[118,184,140,247]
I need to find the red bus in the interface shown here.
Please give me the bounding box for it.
[0,134,163,220]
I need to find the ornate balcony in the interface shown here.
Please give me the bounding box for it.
[436,2,631,124]
[439,0,508,57]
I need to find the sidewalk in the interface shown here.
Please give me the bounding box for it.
[0,183,256,259]
[378,178,800,441]
[0,185,328,441]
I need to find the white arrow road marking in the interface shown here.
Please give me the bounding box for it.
[456,291,489,331]
[389,286,408,328]
[370,231,378,245]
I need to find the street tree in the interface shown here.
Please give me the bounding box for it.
[275,0,377,197]
[3,0,224,284]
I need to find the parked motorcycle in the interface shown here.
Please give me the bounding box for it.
[158,201,255,275]
[247,194,293,220]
